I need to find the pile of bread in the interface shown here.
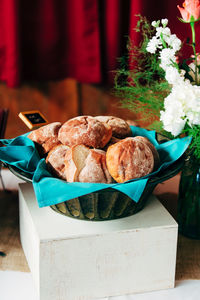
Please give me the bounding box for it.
[28,115,160,184]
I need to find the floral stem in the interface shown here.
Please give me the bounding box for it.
[160,33,167,48]
[190,21,198,84]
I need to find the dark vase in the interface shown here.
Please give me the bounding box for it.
[178,153,200,239]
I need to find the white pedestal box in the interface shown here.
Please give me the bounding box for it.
[19,183,178,300]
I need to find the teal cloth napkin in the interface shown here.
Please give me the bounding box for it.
[0,127,191,207]
[0,133,40,174]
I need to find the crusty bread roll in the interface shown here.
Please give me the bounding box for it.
[95,116,132,138]
[65,144,89,182]
[58,116,112,148]
[46,144,70,179]
[28,122,61,153]
[133,136,160,170]
[65,145,112,183]
[79,149,112,183]
[106,137,154,183]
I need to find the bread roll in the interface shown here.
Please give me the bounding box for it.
[106,137,154,183]
[65,145,112,183]
[95,116,132,138]
[58,116,112,148]
[28,122,61,153]
[133,136,160,170]
[65,145,89,182]
[46,144,70,179]
[28,122,61,144]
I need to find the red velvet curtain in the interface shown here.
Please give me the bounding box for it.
[0,0,200,87]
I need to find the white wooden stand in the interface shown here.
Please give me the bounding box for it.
[19,183,178,300]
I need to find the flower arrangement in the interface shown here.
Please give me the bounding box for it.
[115,0,200,159]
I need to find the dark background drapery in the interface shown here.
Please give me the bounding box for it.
[0,0,200,88]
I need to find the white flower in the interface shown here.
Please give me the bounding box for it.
[161,19,168,27]
[151,21,157,27]
[160,82,200,136]
[162,27,171,37]
[165,34,181,52]
[151,20,160,27]
[159,48,176,70]
[147,19,181,56]
[160,92,186,136]
[184,84,200,125]
[160,110,186,136]
[146,42,157,54]
[165,66,184,85]
[146,36,161,54]
[156,26,171,39]
[187,111,200,125]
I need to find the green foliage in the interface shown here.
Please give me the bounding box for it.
[180,58,194,82]
[114,15,170,132]
[185,125,200,160]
